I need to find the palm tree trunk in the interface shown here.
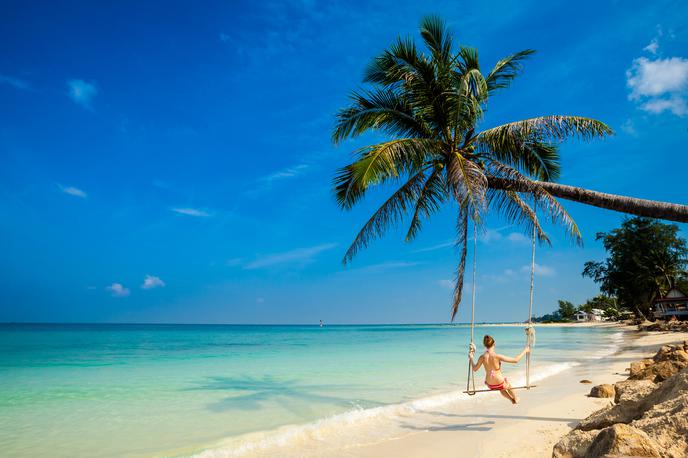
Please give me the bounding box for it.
[487,177,688,223]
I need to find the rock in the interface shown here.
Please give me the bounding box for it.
[580,379,592,384]
[552,429,598,458]
[629,355,686,383]
[577,403,638,431]
[629,359,654,378]
[590,384,615,398]
[586,424,660,457]
[651,360,680,382]
[631,369,688,457]
[614,380,656,404]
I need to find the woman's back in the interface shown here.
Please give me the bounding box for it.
[483,350,503,384]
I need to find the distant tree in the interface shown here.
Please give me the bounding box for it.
[580,294,617,313]
[583,217,688,318]
[557,300,577,320]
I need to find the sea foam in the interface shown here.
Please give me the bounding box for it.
[194,360,581,458]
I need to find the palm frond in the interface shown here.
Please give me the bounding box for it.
[363,36,420,86]
[332,88,431,143]
[447,151,487,217]
[474,134,561,181]
[451,207,469,321]
[343,169,429,264]
[419,15,453,62]
[486,188,549,244]
[487,160,582,244]
[477,116,613,147]
[405,167,448,241]
[333,138,441,209]
[486,49,536,93]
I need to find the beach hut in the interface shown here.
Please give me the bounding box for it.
[652,288,688,321]
[574,311,588,322]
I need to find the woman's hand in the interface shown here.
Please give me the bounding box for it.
[468,342,476,359]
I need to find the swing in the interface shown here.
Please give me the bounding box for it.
[463,209,537,396]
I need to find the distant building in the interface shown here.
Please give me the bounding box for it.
[574,309,605,322]
[653,288,688,321]
[574,311,588,322]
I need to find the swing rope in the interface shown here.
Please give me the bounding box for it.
[464,200,538,395]
[466,222,478,396]
[525,201,537,389]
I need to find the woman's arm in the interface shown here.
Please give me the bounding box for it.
[498,346,530,364]
[470,354,484,372]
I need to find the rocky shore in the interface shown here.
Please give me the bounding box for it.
[553,340,688,457]
[639,321,688,333]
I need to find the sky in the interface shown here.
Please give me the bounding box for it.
[1,0,687,324]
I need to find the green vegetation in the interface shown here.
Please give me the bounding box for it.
[583,217,688,319]
[535,295,622,323]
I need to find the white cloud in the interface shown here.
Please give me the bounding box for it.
[626,55,688,116]
[171,207,211,217]
[412,240,455,253]
[67,79,98,109]
[506,232,530,244]
[0,74,30,90]
[260,164,309,182]
[479,229,503,243]
[620,119,638,136]
[106,283,130,297]
[141,275,165,289]
[641,97,687,116]
[627,57,688,98]
[520,263,555,277]
[58,184,87,198]
[243,243,336,269]
[643,39,659,55]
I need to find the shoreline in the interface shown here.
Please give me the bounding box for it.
[191,324,632,457]
[333,327,688,458]
[193,325,687,458]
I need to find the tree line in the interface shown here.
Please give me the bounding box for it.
[537,217,687,322]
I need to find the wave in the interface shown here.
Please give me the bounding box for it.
[193,360,582,458]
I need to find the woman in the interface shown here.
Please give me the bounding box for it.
[468,334,530,404]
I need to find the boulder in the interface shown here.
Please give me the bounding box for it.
[629,359,654,378]
[576,403,639,431]
[651,361,680,382]
[631,370,688,457]
[552,429,598,458]
[614,379,656,404]
[586,424,660,457]
[590,384,615,398]
[629,358,686,383]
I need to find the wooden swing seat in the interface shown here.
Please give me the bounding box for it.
[463,385,537,394]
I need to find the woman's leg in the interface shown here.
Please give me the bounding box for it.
[499,389,514,402]
[503,381,518,404]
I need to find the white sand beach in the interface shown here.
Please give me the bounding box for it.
[321,327,688,458]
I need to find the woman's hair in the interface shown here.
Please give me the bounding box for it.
[483,335,495,348]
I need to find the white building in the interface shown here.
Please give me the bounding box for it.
[574,309,605,322]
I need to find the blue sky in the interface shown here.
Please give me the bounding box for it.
[1,0,687,324]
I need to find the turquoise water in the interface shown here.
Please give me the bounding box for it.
[0,324,620,457]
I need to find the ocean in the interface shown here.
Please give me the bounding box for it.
[0,323,621,457]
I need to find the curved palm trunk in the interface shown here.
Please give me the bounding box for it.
[487,177,688,223]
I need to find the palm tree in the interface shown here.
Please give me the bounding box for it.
[331,16,688,320]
